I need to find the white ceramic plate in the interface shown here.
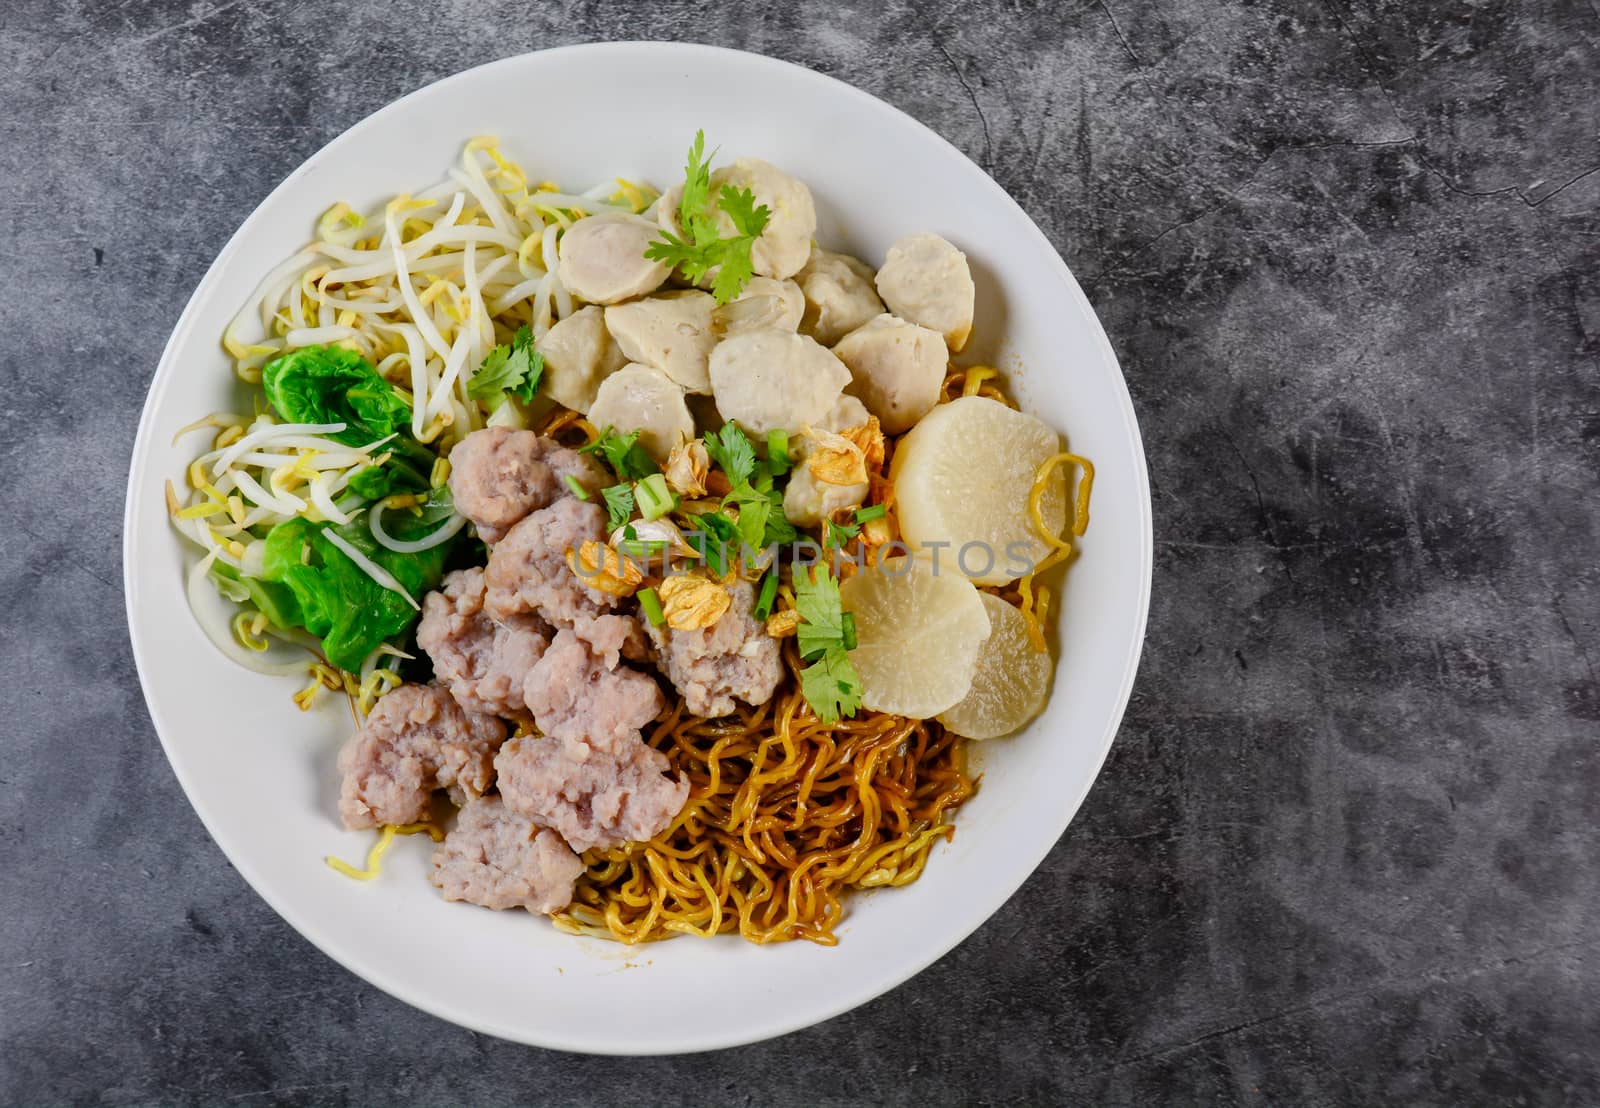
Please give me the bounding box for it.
[124,42,1152,1054]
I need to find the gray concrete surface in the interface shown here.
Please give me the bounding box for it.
[2,1,1597,1103]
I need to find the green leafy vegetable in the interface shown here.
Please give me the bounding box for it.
[468,325,544,409]
[643,132,773,304]
[704,421,757,487]
[205,561,251,603]
[241,576,303,631]
[581,426,659,481]
[758,483,797,545]
[677,130,717,248]
[644,131,720,285]
[825,518,861,551]
[763,503,798,546]
[686,511,741,577]
[602,483,635,530]
[793,564,863,722]
[718,186,769,238]
[799,646,863,725]
[254,508,453,671]
[346,465,393,500]
[708,186,769,304]
[795,565,849,661]
[262,345,411,448]
[343,446,431,502]
[722,484,771,551]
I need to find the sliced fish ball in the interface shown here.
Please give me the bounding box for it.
[832,313,947,435]
[874,232,975,353]
[712,277,804,336]
[818,393,870,433]
[604,290,716,394]
[798,247,884,346]
[708,329,850,438]
[535,305,627,414]
[587,364,695,462]
[557,212,670,305]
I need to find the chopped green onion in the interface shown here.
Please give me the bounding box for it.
[767,429,790,476]
[754,569,778,621]
[619,539,670,558]
[638,586,665,627]
[636,472,676,520]
[564,474,590,500]
[855,503,887,523]
[841,610,857,652]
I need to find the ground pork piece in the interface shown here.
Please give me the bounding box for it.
[645,579,783,717]
[571,611,652,668]
[483,497,616,628]
[448,427,608,543]
[523,629,665,745]
[430,796,584,914]
[495,734,689,853]
[335,684,507,830]
[416,567,551,717]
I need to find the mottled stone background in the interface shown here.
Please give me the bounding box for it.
[2,0,1596,1103]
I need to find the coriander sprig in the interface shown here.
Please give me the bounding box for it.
[467,325,544,410]
[643,131,772,304]
[794,565,863,724]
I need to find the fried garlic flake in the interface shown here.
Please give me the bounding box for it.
[665,439,710,498]
[838,415,886,471]
[569,540,644,596]
[658,574,732,630]
[764,609,800,638]
[804,427,869,487]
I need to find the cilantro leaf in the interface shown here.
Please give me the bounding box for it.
[644,131,724,283]
[685,511,741,577]
[717,185,771,239]
[710,240,758,305]
[581,426,659,481]
[679,130,718,247]
[468,325,544,408]
[825,518,861,551]
[795,565,848,661]
[761,485,797,545]
[705,422,757,487]
[800,646,863,724]
[601,482,635,530]
[793,559,862,723]
[642,230,715,284]
[722,484,771,551]
[710,186,770,303]
[643,133,772,304]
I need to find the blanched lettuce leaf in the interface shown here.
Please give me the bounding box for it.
[262,345,411,448]
[255,507,452,671]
